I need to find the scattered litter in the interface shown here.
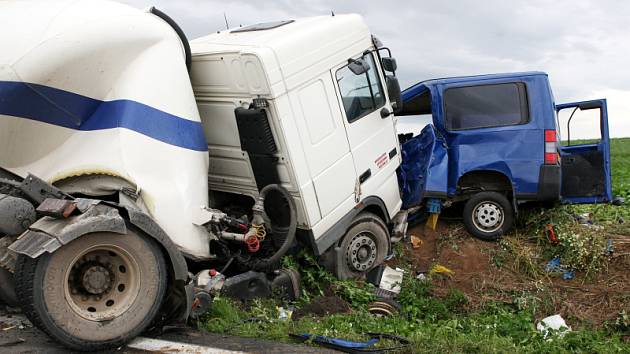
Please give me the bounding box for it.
[290,332,410,353]
[416,273,427,281]
[606,239,614,255]
[537,314,571,338]
[575,213,593,225]
[276,306,293,321]
[544,224,559,245]
[410,235,423,249]
[379,266,403,294]
[544,257,574,281]
[430,264,454,277]
[368,298,400,317]
[612,196,625,206]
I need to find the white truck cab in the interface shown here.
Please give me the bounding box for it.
[191,15,404,276]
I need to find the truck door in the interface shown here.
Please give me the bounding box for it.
[556,99,612,203]
[333,51,400,211]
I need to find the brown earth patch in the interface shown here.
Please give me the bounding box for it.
[293,295,351,320]
[400,220,630,327]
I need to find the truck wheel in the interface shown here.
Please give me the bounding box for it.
[335,212,389,280]
[14,231,167,351]
[463,192,513,240]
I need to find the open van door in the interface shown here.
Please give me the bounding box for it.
[556,99,612,203]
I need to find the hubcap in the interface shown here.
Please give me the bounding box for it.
[346,233,377,272]
[64,245,140,321]
[472,201,504,233]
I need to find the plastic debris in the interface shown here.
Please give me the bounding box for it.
[290,333,410,353]
[430,264,454,277]
[544,257,574,281]
[537,314,572,337]
[575,213,593,225]
[612,196,625,206]
[544,224,559,245]
[426,213,439,230]
[410,235,423,249]
[277,306,293,321]
[379,266,403,294]
[416,273,427,281]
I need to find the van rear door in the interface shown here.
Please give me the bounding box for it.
[556,99,612,203]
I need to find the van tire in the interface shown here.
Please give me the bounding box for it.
[463,192,513,240]
[14,231,167,351]
[334,212,389,280]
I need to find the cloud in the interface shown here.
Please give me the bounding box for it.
[117,0,629,137]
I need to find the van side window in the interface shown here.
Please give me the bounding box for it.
[444,82,529,130]
[336,53,386,123]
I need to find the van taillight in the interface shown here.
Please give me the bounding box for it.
[544,130,558,165]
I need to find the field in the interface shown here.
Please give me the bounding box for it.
[200,138,630,353]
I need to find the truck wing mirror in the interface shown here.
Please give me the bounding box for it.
[385,75,403,114]
[578,101,601,110]
[347,58,370,75]
[381,57,397,73]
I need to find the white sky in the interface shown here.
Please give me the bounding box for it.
[118,0,630,138]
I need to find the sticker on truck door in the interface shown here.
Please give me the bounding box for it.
[375,153,389,169]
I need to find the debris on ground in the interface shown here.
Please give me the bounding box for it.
[395,220,630,327]
[368,298,401,317]
[544,257,575,280]
[537,314,572,338]
[378,266,404,294]
[292,295,351,320]
[410,235,423,249]
[290,333,410,353]
[430,264,454,277]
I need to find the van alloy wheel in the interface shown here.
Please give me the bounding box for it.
[462,192,514,241]
[472,201,504,233]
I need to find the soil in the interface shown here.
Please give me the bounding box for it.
[293,295,351,320]
[397,220,630,328]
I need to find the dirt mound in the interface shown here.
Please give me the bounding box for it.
[293,295,351,320]
[401,220,630,327]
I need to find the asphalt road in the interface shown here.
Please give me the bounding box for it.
[0,306,335,353]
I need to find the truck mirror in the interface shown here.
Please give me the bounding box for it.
[382,57,397,73]
[386,75,403,114]
[347,58,370,75]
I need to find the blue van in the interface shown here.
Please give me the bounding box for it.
[396,72,612,239]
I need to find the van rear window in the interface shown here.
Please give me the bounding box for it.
[444,82,529,130]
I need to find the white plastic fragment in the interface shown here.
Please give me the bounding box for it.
[379,266,404,294]
[537,314,572,337]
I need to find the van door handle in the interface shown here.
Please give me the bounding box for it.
[359,169,371,184]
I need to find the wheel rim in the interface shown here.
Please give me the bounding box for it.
[472,201,504,233]
[64,244,141,321]
[346,233,378,272]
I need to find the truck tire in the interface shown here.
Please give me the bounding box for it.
[334,212,389,280]
[14,230,167,351]
[463,192,513,240]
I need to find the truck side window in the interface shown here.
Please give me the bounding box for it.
[336,53,386,123]
[444,82,529,130]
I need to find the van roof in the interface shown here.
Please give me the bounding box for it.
[403,71,548,101]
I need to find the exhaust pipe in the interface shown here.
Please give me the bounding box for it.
[0,194,36,235]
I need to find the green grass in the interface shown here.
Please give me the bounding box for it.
[200,138,630,353]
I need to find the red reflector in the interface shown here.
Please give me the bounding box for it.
[544,130,556,142]
[545,152,558,165]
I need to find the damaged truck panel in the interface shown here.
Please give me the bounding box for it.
[0,0,212,258]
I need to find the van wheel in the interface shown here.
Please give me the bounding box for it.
[463,192,513,240]
[14,231,167,351]
[334,212,389,280]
